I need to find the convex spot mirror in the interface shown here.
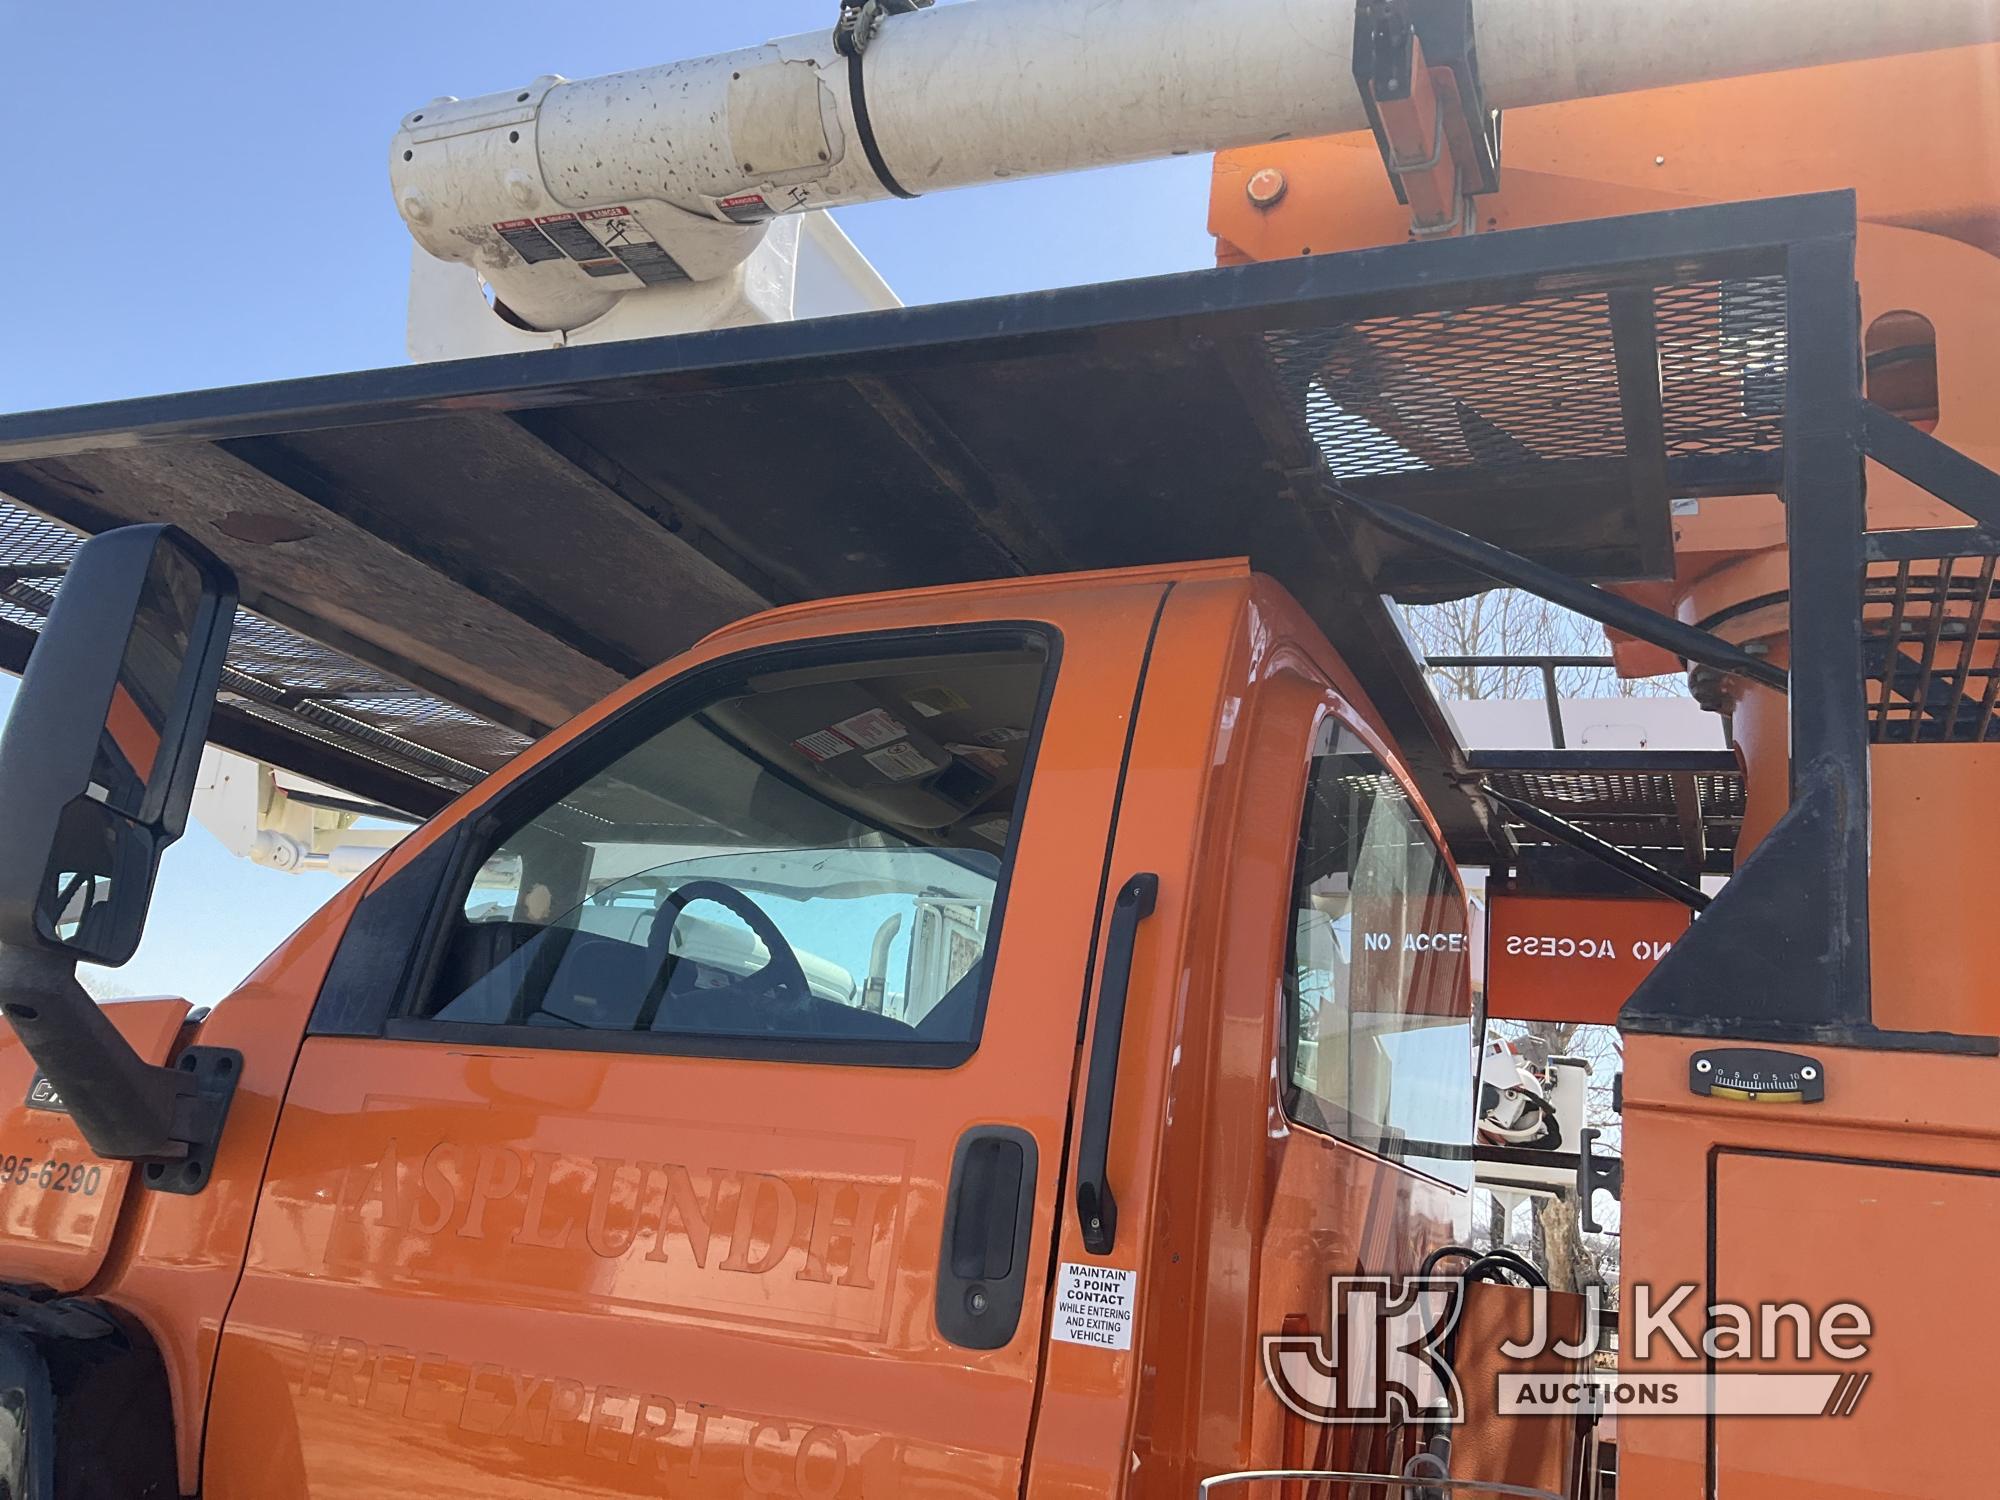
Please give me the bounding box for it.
[0,526,237,966]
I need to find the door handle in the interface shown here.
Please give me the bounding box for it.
[935,1125,1037,1350]
[1074,872,1158,1256]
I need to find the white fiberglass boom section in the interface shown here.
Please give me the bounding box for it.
[391,0,1998,331]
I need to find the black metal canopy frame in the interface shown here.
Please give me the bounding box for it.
[1311,200,2000,1055]
[0,189,1994,1050]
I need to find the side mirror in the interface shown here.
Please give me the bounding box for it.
[0,525,241,1172]
[0,525,234,962]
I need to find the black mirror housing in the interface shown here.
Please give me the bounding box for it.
[0,525,236,966]
[0,526,241,1175]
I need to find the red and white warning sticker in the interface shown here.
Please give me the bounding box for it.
[717,192,775,224]
[491,206,688,285]
[791,729,854,763]
[578,206,688,284]
[832,708,908,750]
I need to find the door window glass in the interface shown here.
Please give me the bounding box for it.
[416,639,1050,1059]
[1284,720,1474,1185]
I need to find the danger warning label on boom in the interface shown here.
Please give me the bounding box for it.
[491,206,689,285]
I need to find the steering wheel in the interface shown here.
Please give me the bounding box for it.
[634,879,813,1032]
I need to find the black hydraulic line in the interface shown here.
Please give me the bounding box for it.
[1483,785,1712,912]
[843,52,917,199]
[1328,484,1790,693]
[1420,1244,1546,1286]
[834,3,919,200]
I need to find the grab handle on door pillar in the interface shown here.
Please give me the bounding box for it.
[1074,872,1158,1256]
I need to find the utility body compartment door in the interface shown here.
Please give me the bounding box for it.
[202,589,1167,1500]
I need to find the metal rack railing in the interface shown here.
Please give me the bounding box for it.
[1422,654,1617,748]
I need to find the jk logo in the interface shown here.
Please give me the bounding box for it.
[1260,1276,1466,1425]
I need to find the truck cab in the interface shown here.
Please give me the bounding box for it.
[0,556,1474,1497]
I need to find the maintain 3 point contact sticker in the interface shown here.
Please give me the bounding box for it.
[1051,1262,1136,1350]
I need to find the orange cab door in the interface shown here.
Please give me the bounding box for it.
[203,593,1168,1500]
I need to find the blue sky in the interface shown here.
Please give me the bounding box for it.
[0,1,1221,1001]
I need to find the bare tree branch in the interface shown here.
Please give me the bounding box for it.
[1403,589,1686,699]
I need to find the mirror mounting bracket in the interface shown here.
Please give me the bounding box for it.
[0,945,239,1192]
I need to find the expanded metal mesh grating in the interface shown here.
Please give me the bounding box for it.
[0,505,80,634]
[1658,277,1788,459]
[0,492,525,797]
[1863,556,2000,744]
[1483,766,1743,874]
[221,614,530,783]
[1263,275,1789,482]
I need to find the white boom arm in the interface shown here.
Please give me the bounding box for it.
[192,747,407,878]
[392,0,1999,333]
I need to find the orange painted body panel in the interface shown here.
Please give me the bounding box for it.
[100,886,366,1493]
[0,996,185,1291]
[213,1040,1013,1497]
[1213,48,2000,265]
[1869,744,2000,1037]
[1712,1155,2000,1498]
[1105,580,1466,1497]
[1619,1032,2000,1499]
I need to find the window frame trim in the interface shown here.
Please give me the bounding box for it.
[1277,701,1479,1187]
[340,619,1064,1068]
